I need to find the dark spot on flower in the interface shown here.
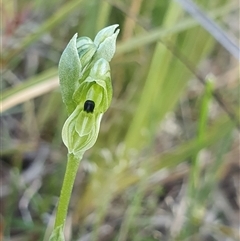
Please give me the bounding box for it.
[84,100,95,113]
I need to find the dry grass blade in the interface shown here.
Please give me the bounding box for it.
[1,69,58,113]
[175,0,240,60]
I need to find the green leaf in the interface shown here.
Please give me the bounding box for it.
[49,225,65,241]
[58,33,82,114]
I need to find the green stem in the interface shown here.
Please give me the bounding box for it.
[54,153,81,229]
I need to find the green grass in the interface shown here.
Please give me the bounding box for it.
[1,0,239,240]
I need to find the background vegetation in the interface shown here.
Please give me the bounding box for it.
[1,0,239,240]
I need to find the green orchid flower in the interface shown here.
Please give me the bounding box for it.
[49,24,119,241]
[59,24,119,158]
[59,24,119,114]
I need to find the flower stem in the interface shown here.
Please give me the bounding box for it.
[54,153,81,229]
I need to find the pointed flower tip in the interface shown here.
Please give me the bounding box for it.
[94,24,120,47]
[93,25,120,62]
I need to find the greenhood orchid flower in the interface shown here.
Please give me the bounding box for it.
[49,25,119,241]
[59,24,119,159]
